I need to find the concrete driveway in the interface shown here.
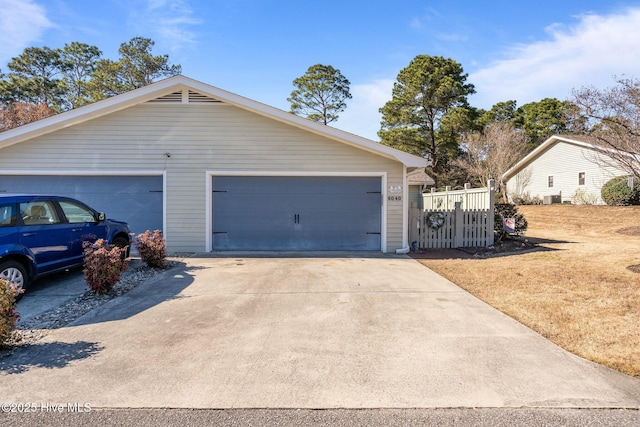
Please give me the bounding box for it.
[1,254,639,409]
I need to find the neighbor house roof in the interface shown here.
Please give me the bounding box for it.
[0,75,428,168]
[502,134,634,181]
[407,168,435,185]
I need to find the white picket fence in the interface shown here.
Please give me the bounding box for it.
[410,180,495,249]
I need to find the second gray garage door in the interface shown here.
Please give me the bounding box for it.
[0,175,163,236]
[212,176,381,251]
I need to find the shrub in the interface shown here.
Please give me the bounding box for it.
[135,230,167,269]
[0,278,20,348]
[572,189,600,205]
[601,176,640,206]
[494,203,528,242]
[511,193,543,205]
[83,239,128,294]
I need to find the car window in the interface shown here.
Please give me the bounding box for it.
[20,201,61,225]
[0,203,16,227]
[58,200,97,224]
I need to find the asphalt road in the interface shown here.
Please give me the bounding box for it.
[1,408,639,427]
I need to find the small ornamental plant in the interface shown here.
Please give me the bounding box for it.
[0,278,20,348]
[83,239,128,294]
[135,230,167,269]
[494,203,528,242]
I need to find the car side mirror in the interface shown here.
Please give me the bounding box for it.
[98,212,106,222]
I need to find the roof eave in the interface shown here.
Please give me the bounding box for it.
[0,78,189,149]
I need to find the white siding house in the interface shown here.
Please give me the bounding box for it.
[503,135,632,204]
[0,76,427,253]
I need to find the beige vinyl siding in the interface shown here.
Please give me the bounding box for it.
[506,141,629,204]
[0,103,405,252]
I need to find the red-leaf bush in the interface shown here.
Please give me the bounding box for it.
[135,230,167,269]
[83,239,128,294]
[0,278,20,348]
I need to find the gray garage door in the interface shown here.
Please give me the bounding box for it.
[212,176,381,251]
[0,175,163,236]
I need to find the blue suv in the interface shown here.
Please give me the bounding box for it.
[0,194,131,295]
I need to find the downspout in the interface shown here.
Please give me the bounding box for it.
[397,164,410,254]
[395,246,410,254]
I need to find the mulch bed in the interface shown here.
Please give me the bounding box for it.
[409,238,537,260]
[409,248,475,260]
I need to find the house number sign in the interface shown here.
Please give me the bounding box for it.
[388,185,402,202]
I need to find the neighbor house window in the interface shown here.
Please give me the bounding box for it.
[578,172,586,186]
[548,176,554,188]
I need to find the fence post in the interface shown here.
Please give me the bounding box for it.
[463,183,470,209]
[409,202,420,248]
[487,179,495,246]
[487,179,495,206]
[454,201,463,248]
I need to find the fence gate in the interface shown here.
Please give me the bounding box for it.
[410,180,495,249]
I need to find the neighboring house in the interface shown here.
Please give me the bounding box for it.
[407,168,435,209]
[0,75,427,253]
[503,135,633,204]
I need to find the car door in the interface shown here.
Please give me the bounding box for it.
[18,200,73,275]
[57,199,108,263]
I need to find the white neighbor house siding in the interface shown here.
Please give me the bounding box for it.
[0,102,405,252]
[506,140,629,204]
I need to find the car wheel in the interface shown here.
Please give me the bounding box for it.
[112,236,130,258]
[0,260,28,299]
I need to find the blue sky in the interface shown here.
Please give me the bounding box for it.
[2,0,640,140]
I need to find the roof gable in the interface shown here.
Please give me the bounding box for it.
[502,135,629,181]
[0,75,427,168]
[146,89,222,104]
[407,168,435,185]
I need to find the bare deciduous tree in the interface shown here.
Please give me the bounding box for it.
[571,78,640,180]
[455,121,529,201]
[0,102,54,132]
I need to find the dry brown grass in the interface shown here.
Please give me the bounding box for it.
[416,205,640,377]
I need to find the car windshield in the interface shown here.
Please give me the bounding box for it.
[58,201,97,223]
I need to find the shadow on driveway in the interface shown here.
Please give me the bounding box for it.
[0,341,103,374]
[68,262,199,326]
[2,261,198,373]
[14,260,199,329]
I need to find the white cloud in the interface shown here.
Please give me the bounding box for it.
[0,0,53,64]
[409,17,424,30]
[333,79,395,141]
[469,7,640,109]
[131,0,201,51]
